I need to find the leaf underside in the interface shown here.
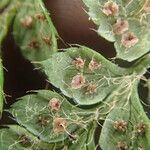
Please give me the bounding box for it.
[82,0,150,61]
[13,0,58,61]
[39,46,131,106]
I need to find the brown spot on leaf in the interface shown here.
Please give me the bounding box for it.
[48,98,61,111]
[72,57,85,69]
[102,1,119,16]
[42,36,51,45]
[53,117,68,133]
[117,142,128,150]
[114,119,127,132]
[121,32,139,48]
[28,39,39,49]
[144,0,150,12]
[38,116,50,126]
[19,134,31,147]
[135,123,146,135]
[20,16,33,28]
[88,59,101,71]
[85,83,97,94]
[35,13,46,21]
[71,74,86,89]
[113,19,129,35]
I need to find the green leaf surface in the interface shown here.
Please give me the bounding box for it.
[82,0,150,61]
[13,0,58,61]
[9,90,91,143]
[0,0,17,52]
[39,46,131,106]
[114,18,150,61]
[69,131,87,150]
[99,81,150,150]
[124,0,146,16]
[83,0,122,42]
[68,122,96,150]
[86,122,96,150]
[0,125,53,150]
[1,119,96,150]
